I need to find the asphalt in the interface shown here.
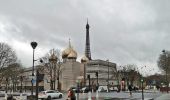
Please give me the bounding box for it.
[154,94,170,100]
[0,90,169,100]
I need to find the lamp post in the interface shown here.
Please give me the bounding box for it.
[162,50,169,93]
[106,59,109,92]
[84,64,86,87]
[57,62,61,91]
[5,78,8,93]
[30,41,38,96]
[20,76,23,93]
[140,66,145,100]
[95,72,98,89]
[36,70,40,100]
[141,78,144,100]
[87,74,91,92]
[25,77,27,92]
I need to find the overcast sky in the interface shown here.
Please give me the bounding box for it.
[0,0,169,75]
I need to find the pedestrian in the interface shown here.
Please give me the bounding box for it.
[67,88,76,100]
[128,85,132,96]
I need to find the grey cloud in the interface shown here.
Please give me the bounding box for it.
[0,0,169,74]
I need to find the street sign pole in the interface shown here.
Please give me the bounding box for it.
[141,79,144,100]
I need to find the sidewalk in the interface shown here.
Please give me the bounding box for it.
[155,94,170,100]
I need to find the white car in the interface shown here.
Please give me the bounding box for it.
[38,90,63,100]
[97,86,108,92]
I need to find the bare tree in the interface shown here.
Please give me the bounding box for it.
[0,43,17,85]
[3,63,23,92]
[157,50,170,92]
[41,49,63,90]
[121,64,139,86]
[157,50,170,74]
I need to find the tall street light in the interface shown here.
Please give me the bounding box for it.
[57,62,61,91]
[140,66,146,100]
[141,78,144,100]
[30,41,38,96]
[95,72,98,89]
[87,74,91,92]
[20,76,23,93]
[162,50,169,93]
[106,59,109,92]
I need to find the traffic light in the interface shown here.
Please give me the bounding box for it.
[95,72,98,77]
[38,74,44,83]
[87,74,90,79]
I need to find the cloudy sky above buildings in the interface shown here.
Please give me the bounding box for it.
[0,0,169,75]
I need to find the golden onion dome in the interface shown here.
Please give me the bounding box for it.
[62,38,77,59]
[62,49,67,58]
[81,55,89,63]
[67,48,77,59]
[49,53,58,62]
[62,47,71,58]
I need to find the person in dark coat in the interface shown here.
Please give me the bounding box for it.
[128,85,132,96]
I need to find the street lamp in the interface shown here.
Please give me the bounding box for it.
[95,72,98,89]
[57,61,62,91]
[141,78,144,100]
[140,66,146,100]
[30,41,38,96]
[20,76,23,93]
[106,59,109,92]
[87,74,91,92]
[5,78,8,93]
[162,50,169,93]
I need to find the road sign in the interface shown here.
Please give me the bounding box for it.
[31,79,36,84]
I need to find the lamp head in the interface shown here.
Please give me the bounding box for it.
[31,42,38,49]
[40,59,43,63]
[162,49,165,53]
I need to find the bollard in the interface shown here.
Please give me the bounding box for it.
[4,93,7,100]
[20,93,23,100]
[88,91,92,100]
[96,90,99,100]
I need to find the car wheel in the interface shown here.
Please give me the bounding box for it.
[47,96,52,100]
[59,94,62,98]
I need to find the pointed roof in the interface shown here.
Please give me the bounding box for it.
[86,18,90,29]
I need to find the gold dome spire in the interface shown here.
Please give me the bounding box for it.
[81,55,89,63]
[62,38,77,59]
[68,48,77,59]
[49,49,58,62]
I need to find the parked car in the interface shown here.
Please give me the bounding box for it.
[97,86,107,92]
[38,90,63,100]
[109,86,118,92]
[81,87,90,93]
[69,87,82,93]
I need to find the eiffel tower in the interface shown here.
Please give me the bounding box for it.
[85,20,91,60]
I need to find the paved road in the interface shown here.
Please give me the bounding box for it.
[0,91,162,100]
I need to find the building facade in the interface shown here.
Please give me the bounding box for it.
[85,60,117,87]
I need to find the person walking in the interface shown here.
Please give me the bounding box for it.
[128,84,132,97]
[67,88,76,100]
